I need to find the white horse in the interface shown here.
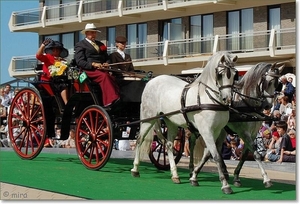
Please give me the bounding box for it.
[131,51,238,194]
[191,62,284,188]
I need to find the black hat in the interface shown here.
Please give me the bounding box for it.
[115,36,127,43]
[44,41,69,58]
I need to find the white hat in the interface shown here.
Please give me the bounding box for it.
[81,23,101,35]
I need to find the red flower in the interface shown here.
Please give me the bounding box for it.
[100,45,107,51]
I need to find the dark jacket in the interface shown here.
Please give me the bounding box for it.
[109,52,134,72]
[275,82,295,102]
[74,39,109,70]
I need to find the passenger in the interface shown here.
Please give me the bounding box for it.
[74,23,120,108]
[109,36,134,75]
[36,38,69,104]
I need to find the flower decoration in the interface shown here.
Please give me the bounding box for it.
[100,45,107,52]
[48,60,68,77]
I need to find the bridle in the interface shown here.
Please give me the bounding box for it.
[215,62,237,91]
[233,67,281,110]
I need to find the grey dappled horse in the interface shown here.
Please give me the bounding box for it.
[192,62,283,188]
[131,51,238,194]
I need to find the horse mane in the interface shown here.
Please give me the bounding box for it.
[234,62,271,96]
[189,51,235,88]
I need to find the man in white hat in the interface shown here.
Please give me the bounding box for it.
[75,23,120,107]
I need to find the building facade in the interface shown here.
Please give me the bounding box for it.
[8,0,296,79]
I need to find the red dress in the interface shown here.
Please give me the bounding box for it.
[36,53,56,81]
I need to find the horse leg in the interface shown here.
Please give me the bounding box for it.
[131,122,154,178]
[189,148,211,186]
[232,148,249,187]
[252,150,272,188]
[211,150,233,194]
[188,133,196,177]
[165,140,180,184]
[215,133,230,181]
[157,120,180,184]
[233,148,272,188]
[131,139,141,177]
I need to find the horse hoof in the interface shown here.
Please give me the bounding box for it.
[172,177,181,184]
[264,181,273,188]
[131,170,140,177]
[233,181,242,187]
[222,187,233,194]
[190,180,199,186]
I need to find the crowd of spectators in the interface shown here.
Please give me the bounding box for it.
[221,75,296,163]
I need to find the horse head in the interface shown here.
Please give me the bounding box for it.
[213,52,238,105]
[260,62,284,109]
[233,62,284,110]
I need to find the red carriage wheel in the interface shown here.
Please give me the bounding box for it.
[8,88,46,159]
[148,132,185,171]
[75,105,113,170]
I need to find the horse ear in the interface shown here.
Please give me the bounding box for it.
[272,62,285,73]
[220,55,225,63]
[232,55,238,63]
[277,64,285,73]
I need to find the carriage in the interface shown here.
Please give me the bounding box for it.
[7,59,187,171]
[7,51,284,194]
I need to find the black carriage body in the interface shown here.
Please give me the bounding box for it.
[32,74,146,140]
[7,66,147,168]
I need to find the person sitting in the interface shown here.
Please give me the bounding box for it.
[74,23,120,108]
[266,130,282,161]
[61,129,76,148]
[0,98,7,126]
[275,75,295,103]
[36,38,69,104]
[109,36,134,76]
[221,133,240,160]
[279,95,293,122]
[276,121,296,163]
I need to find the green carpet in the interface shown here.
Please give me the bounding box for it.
[0,151,296,200]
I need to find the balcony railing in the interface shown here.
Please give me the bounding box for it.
[8,28,295,78]
[9,0,209,29]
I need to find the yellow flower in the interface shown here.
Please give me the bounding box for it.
[49,60,68,76]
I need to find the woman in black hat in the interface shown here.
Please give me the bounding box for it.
[36,38,69,104]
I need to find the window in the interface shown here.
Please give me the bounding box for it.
[190,14,213,54]
[45,0,60,20]
[227,9,253,51]
[125,0,148,9]
[107,27,116,54]
[268,5,281,47]
[127,23,147,59]
[160,18,184,57]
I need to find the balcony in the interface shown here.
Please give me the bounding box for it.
[8,0,293,34]
[8,28,295,79]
